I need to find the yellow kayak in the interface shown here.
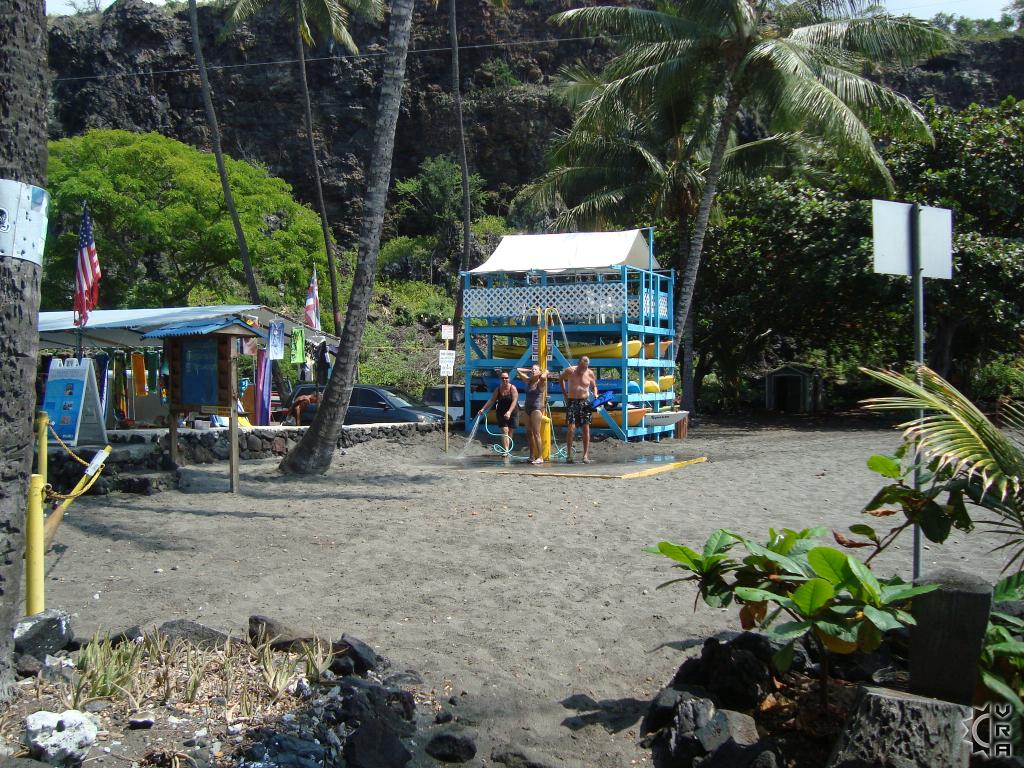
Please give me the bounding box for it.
[659,375,675,390]
[644,340,673,359]
[492,340,643,360]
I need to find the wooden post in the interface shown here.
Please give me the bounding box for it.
[229,346,240,493]
[168,411,180,465]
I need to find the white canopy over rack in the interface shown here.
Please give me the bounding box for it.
[469,229,657,274]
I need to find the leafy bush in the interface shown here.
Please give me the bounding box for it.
[479,59,519,90]
[646,528,933,704]
[972,356,1024,402]
[44,129,327,312]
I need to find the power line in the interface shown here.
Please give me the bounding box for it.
[52,33,613,84]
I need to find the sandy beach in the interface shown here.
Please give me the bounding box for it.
[43,417,1007,767]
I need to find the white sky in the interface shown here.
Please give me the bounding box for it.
[45,0,1015,21]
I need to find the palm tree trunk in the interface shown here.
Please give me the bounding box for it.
[450,0,472,330]
[674,83,743,349]
[191,1,290,402]
[281,0,416,474]
[0,0,48,702]
[189,0,260,304]
[297,23,343,333]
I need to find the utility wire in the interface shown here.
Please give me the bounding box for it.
[53,34,614,84]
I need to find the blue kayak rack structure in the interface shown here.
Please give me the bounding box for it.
[460,228,676,441]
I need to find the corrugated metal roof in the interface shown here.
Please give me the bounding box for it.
[141,318,267,339]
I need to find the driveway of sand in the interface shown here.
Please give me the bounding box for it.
[45,418,1005,767]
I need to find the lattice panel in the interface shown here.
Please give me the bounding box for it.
[464,284,625,320]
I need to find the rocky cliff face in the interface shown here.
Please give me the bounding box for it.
[48,0,614,244]
[47,1,1024,246]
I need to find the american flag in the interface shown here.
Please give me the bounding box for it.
[303,265,321,331]
[73,203,101,327]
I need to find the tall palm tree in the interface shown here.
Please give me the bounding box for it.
[526,74,808,407]
[0,0,48,700]
[551,1,950,361]
[225,0,384,334]
[188,0,260,304]
[282,0,416,474]
[434,0,507,329]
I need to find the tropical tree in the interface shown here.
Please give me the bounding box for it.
[551,0,950,375]
[43,130,326,310]
[0,0,48,700]
[188,0,260,305]
[282,0,416,474]
[224,0,383,333]
[525,73,808,408]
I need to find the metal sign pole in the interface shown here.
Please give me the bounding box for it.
[444,336,450,453]
[910,203,924,581]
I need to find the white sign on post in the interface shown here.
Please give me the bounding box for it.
[0,179,49,266]
[872,199,953,279]
[438,350,457,377]
[441,324,454,341]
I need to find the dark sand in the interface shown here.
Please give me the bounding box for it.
[45,418,1006,767]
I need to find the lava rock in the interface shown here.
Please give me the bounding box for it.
[339,634,382,674]
[15,610,74,661]
[491,744,564,768]
[701,638,772,710]
[15,654,43,678]
[435,711,454,724]
[827,687,971,767]
[24,710,97,766]
[127,713,155,729]
[425,730,477,763]
[330,654,356,677]
[343,717,411,768]
[383,671,423,687]
[650,692,717,767]
[157,619,229,649]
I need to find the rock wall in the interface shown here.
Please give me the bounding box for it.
[46,422,444,494]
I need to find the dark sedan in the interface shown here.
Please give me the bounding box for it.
[282,383,444,426]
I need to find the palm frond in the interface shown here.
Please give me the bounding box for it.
[862,366,1024,500]
[788,15,952,66]
[551,4,724,43]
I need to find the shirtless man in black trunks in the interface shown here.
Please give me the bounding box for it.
[560,356,598,463]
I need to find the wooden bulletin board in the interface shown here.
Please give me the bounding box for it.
[165,336,233,416]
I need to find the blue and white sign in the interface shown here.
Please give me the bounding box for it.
[41,358,107,446]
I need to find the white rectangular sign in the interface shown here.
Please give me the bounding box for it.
[0,179,49,266]
[872,199,952,280]
[441,324,454,341]
[438,350,457,377]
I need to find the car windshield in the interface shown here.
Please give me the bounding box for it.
[382,388,423,408]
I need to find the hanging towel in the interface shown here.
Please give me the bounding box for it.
[112,353,129,423]
[131,352,148,397]
[94,353,110,417]
[145,350,159,392]
[290,327,305,364]
[254,349,272,426]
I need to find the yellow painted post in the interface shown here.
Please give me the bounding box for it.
[36,413,48,482]
[25,474,45,615]
[539,311,552,461]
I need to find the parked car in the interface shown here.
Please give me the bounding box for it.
[422,385,466,423]
[282,383,444,426]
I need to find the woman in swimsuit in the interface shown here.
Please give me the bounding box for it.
[517,364,550,464]
[482,371,519,454]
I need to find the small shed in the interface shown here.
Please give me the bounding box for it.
[765,364,824,413]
